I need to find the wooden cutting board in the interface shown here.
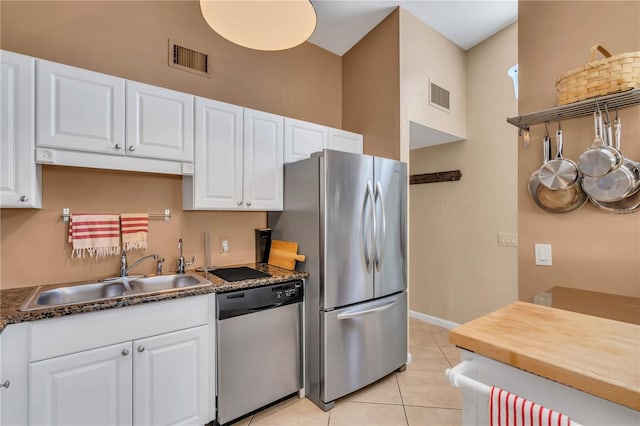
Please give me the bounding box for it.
[268,240,306,270]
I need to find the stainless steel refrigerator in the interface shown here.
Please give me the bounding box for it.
[268,149,407,411]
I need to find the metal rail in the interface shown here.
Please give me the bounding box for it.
[507,89,640,132]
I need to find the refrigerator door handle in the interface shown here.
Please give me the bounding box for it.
[374,181,386,271]
[361,182,375,271]
[336,296,400,320]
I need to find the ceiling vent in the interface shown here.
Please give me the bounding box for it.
[168,40,210,77]
[429,80,450,112]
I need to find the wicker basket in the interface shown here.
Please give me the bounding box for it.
[555,45,640,105]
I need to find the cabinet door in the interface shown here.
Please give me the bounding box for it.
[244,108,284,210]
[328,128,363,155]
[133,326,209,426]
[188,97,243,209]
[36,59,125,154]
[0,50,41,208]
[30,342,132,426]
[284,118,327,163]
[126,81,194,162]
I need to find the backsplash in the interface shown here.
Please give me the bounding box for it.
[0,166,265,290]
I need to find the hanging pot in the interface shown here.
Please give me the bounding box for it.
[528,128,588,213]
[577,109,622,177]
[583,112,640,202]
[538,120,579,190]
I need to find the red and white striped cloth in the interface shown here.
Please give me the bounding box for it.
[120,213,149,251]
[490,386,574,426]
[67,214,121,259]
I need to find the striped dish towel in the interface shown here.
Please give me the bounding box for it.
[490,386,577,426]
[120,213,149,251]
[67,214,121,259]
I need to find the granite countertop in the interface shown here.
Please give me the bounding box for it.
[0,263,308,331]
[449,301,640,411]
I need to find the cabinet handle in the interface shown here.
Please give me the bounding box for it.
[237,201,243,206]
[246,202,252,207]
[121,349,129,356]
[128,146,136,152]
[20,195,28,202]
[137,346,145,352]
[0,380,9,389]
[115,144,122,150]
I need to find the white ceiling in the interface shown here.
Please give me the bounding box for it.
[308,0,518,56]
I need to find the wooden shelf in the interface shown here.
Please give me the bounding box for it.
[506,88,640,131]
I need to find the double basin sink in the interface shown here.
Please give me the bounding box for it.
[19,273,212,311]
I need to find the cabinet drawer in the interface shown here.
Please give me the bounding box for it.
[30,295,209,362]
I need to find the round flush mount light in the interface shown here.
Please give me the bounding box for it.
[199,0,317,51]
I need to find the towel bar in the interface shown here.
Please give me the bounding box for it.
[61,208,171,223]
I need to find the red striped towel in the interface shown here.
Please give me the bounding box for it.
[490,386,574,426]
[120,213,149,251]
[67,214,121,259]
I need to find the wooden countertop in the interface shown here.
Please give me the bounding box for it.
[0,263,308,332]
[449,301,640,411]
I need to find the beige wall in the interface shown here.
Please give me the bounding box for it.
[399,9,467,145]
[409,23,518,324]
[518,1,640,300]
[0,1,342,289]
[343,9,400,160]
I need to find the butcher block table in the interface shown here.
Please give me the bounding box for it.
[449,301,640,411]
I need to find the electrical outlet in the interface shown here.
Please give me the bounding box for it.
[498,233,518,247]
[219,237,230,254]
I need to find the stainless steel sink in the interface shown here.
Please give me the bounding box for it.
[19,273,211,311]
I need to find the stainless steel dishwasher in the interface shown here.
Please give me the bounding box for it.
[216,280,303,425]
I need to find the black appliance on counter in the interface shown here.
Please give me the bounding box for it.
[255,228,272,263]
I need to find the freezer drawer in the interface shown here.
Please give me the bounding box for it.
[321,292,407,403]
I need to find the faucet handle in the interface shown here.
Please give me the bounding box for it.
[185,256,195,267]
[156,257,165,275]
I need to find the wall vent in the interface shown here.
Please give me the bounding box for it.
[168,40,210,77]
[429,80,450,112]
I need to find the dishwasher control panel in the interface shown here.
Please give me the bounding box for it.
[272,281,303,303]
[217,279,304,320]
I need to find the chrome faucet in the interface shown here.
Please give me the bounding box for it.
[120,250,158,278]
[176,238,194,274]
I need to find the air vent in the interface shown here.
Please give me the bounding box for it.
[429,80,450,111]
[168,40,210,77]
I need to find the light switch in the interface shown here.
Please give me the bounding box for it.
[534,244,552,266]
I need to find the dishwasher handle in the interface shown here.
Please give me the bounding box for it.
[337,296,400,320]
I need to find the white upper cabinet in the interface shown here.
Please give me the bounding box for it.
[126,81,194,162]
[0,50,41,208]
[185,98,244,210]
[185,102,283,211]
[284,118,328,163]
[328,128,363,155]
[36,59,126,154]
[243,108,284,211]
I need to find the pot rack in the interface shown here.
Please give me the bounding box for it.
[506,88,640,133]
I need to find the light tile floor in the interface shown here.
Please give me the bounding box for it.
[231,318,462,426]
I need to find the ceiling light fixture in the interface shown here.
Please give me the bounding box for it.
[199,0,317,51]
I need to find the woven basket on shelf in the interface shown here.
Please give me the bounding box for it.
[555,44,640,105]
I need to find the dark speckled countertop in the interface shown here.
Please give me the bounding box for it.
[0,263,308,331]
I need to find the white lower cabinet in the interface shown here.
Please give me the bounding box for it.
[30,342,133,426]
[133,326,209,426]
[2,295,215,426]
